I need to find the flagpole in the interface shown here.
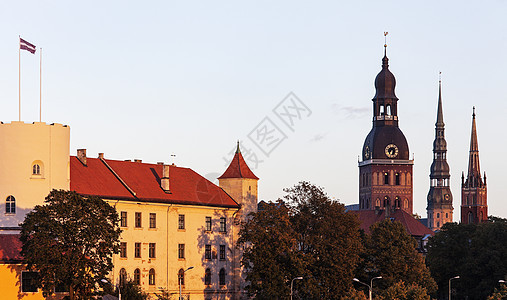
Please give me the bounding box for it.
[39,47,42,122]
[18,35,21,122]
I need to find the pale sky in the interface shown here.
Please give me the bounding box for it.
[0,1,505,220]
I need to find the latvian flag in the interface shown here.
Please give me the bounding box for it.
[20,37,36,54]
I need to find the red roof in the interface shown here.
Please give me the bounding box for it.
[351,209,434,237]
[218,146,258,180]
[0,234,23,262]
[70,157,239,208]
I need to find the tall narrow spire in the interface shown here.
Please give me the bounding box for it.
[436,75,444,126]
[468,107,481,180]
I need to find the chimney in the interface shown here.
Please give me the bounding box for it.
[161,165,170,193]
[134,159,142,163]
[98,153,104,159]
[77,149,87,166]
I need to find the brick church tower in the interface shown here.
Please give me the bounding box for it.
[426,79,453,231]
[359,45,414,214]
[461,108,487,224]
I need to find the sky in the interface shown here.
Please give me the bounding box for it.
[0,1,505,220]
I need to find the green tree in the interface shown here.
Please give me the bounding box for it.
[20,190,121,299]
[379,281,430,300]
[287,181,363,298]
[238,182,363,299]
[427,217,507,299]
[363,219,437,296]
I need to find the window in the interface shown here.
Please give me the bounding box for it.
[220,245,226,260]
[446,213,448,218]
[134,268,141,285]
[178,268,185,285]
[384,172,389,185]
[205,268,211,285]
[119,268,127,285]
[149,243,156,258]
[437,213,440,218]
[135,212,142,228]
[219,268,226,286]
[178,214,185,229]
[178,244,185,259]
[205,216,212,231]
[205,245,211,259]
[32,164,41,175]
[120,242,127,258]
[22,271,39,292]
[149,213,156,228]
[5,195,15,214]
[120,211,127,227]
[468,212,474,224]
[395,196,400,208]
[135,242,141,258]
[383,196,390,208]
[219,217,226,233]
[395,173,400,185]
[149,269,156,285]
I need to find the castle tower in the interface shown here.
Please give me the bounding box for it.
[359,45,414,214]
[218,142,258,299]
[461,108,487,224]
[0,122,70,229]
[427,80,453,231]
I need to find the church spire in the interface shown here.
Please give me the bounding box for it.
[436,75,444,126]
[467,107,481,181]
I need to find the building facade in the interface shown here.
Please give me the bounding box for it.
[426,80,453,231]
[358,46,414,215]
[461,108,488,224]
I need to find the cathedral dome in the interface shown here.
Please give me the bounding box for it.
[374,55,398,100]
[362,126,409,161]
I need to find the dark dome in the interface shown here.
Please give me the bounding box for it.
[373,55,398,100]
[430,160,450,177]
[362,126,409,160]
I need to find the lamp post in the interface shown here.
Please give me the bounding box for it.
[290,276,303,300]
[353,277,382,300]
[500,280,506,283]
[101,278,121,300]
[179,267,194,300]
[449,275,459,300]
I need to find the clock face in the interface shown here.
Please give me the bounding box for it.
[364,145,371,159]
[444,194,450,201]
[385,144,399,158]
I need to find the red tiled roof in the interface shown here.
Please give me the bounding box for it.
[218,147,258,180]
[70,157,239,208]
[0,234,23,262]
[351,209,434,237]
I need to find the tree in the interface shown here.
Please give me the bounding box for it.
[362,219,437,296]
[238,182,363,299]
[487,283,507,300]
[379,281,431,300]
[427,217,507,299]
[20,190,121,299]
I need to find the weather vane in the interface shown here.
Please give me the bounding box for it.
[384,31,388,48]
[439,71,442,82]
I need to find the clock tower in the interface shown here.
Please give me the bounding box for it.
[359,45,414,214]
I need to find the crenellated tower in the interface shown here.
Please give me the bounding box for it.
[461,108,487,224]
[359,44,414,214]
[427,79,453,231]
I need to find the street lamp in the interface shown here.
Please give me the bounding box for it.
[353,277,382,300]
[449,275,460,300]
[179,267,194,300]
[500,280,506,283]
[101,278,121,300]
[290,276,303,300]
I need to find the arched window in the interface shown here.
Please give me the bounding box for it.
[395,196,400,208]
[386,104,391,115]
[404,199,408,209]
[375,198,380,207]
[395,173,400,185]
[32,164,41,175]
[383,196,390,208]
[134,268,140,285]
[178,268,185,286]
[468,212,474,224]
[5,196,15,214]
[379,105,385,116]
[205,268,211,285]
[384,172,389,185]
[437,213,440,218]
[149,269,155,285]
[119,268,127,285]
[219,268,226,286]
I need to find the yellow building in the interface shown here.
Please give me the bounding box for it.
[0,120,258,299]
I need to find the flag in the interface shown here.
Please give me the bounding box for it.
[20,37,36,54]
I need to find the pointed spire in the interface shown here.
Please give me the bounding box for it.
[236,140,241,154]
[436,73,444,126]
[218,142,259,180]
[467,107,481,181]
